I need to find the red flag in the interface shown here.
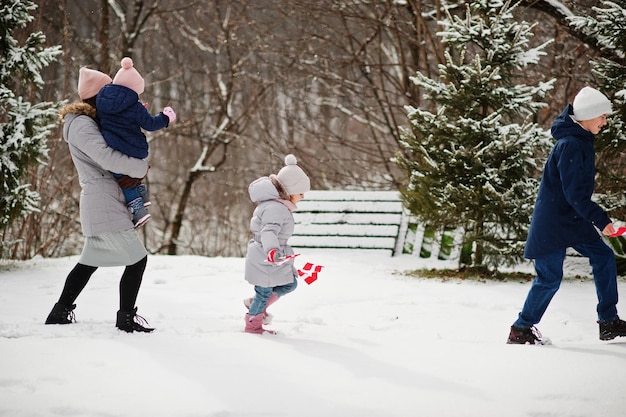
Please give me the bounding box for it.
[610,226,626,238]
[265,253,300,265]
[298,262,324,285]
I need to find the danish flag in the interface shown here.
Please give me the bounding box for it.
[610,226,626,238]
[298,262,324,285]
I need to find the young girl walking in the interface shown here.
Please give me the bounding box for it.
[243,154,310,334]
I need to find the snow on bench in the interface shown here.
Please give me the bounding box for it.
[291,190,459,258]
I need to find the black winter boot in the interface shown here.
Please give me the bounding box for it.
[599,318,626,340]
[116,307,154,333]
[45,303,76,325]
[506,325,549,345]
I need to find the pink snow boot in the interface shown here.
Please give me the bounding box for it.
[244,314,275,334]
[243,293,279,325]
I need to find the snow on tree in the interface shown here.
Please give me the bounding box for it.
[0,0,62,246]
[569,1,626,213]
[395,0,555,269]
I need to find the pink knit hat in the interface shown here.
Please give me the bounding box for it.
[112,57,145,95]
[77,67,112,99]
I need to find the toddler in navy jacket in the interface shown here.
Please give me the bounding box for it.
[97,57,176,227]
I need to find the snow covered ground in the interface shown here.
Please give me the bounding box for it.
[1,250,625,417]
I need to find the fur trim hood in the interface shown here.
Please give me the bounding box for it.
[60,102,97,122]
[269,174,290,201]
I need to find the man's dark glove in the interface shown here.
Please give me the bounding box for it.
[116,175,141,189]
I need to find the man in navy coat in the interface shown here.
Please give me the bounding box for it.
[508,86,626,344]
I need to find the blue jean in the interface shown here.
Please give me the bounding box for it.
[514,239,619,328]
[249,277,298,316]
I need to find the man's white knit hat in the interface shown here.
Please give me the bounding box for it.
[572,86,612,121]
[277,154,310,195]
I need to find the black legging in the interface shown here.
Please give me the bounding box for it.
[58,256,147,312]
[119,255,147,311]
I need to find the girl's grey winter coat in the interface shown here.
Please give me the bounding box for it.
[245,176,298,287]
[62,104,149,236]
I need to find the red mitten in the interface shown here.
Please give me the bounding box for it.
[267,249,279,263]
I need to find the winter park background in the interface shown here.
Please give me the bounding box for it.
[6,1,626,262]
[1,250,625,417]
[4,1,626,416]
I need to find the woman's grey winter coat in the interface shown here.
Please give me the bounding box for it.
[63,104,149,236]
[244,176,297,287]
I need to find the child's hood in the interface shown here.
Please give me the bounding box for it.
[248,175,289,203]
[96,84,140,115]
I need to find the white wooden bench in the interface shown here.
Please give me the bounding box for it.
[290,190,460,258]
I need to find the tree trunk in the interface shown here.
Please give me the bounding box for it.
[166,170,200,255]
[99,0,109,70]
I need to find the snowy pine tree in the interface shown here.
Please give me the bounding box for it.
[395,0,555,268]
[0,1,61,244]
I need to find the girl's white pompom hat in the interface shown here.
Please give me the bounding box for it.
[572,86,612,121]
[277,154,310,195]
[112,57,145,95]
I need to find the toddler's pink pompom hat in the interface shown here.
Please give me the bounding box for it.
[112,57,145,95]
[572,86,612,121]
[77,67,112,100]
[277,154,311,195]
